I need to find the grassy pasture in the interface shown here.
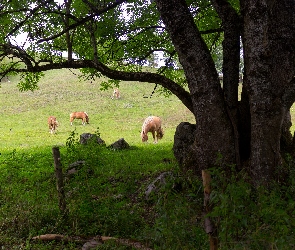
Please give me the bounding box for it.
[1,70,295,249]
[0,69,203,249]
[0,69,194,150]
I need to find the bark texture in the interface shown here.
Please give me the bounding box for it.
[242,0,295,184]
[158,0,295,185]
[156,0,236,170]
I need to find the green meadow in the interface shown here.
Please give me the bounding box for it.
[1,69,295,249]
[0,69,194,150]
[0,69,202,249]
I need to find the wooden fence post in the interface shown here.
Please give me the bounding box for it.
[202,169,218,250]
[52,146,67,216]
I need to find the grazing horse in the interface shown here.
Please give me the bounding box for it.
[70,112,89,126]
[141,116,164,143]
[48,116,58,134]
[112,88,120,99]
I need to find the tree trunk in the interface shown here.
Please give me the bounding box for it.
[212,0,242,168]
[242,0,295,185]
[238,79,251,163]
[156,0,236,170]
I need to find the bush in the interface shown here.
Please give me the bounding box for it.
[209,165,295,249]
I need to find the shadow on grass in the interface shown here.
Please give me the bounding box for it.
[0,141,207,249]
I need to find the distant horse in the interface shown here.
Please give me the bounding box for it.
[112,88,120,99]
[48,116,58,134]
[70,112,89,125]
[141,116,164,143]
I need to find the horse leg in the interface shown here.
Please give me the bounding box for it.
[152,131,157,143]
[156,130,159,142]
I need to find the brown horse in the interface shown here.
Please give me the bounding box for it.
[141,116,164,143]
[48,116,58,134]
[112,88,120,99]
[70,112,89,126]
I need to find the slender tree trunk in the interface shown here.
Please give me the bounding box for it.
[212,0,242,168]
[238,78,251,163]
[65,0,73,61]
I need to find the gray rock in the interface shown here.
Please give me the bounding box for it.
[173,122,196,166]
[145,171,173,200]
[80,133,105,145]
[109,138,130,150]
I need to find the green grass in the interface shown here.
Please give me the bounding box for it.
[1,69,295,249]
[0,69,194,150]
[0,69,205,249]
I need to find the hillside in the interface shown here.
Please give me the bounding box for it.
[1,70,295,249]
[0,69,195,150]
[0,69,203,249]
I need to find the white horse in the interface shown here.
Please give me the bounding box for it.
[112,88,120,99]
[141,116,164,143]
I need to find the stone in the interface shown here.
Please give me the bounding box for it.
[173,122,196,166]
[145,171,173,200]
[108,138,130,150]
[80,133,105,145]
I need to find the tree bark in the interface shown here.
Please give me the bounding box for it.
[242,0,295,185]
[212,0,242,168]
[156,0,236,170]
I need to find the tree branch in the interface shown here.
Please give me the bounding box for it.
[2,56,193,112]
[6,0,54,38]
[37,0,128,43]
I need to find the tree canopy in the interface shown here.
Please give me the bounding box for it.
[0,0,223,108]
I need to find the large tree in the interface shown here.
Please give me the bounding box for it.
[1,0,295,185]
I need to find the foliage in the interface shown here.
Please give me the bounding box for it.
[209,165,295,249]
[16,72,44,91]
[0,0,225,92]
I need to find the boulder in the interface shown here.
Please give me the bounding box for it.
[145,171,173,200]
[65,160,94,177]
[66,160,85,176]
[80,133,105,145]
[108,138,130,150]
[173,122,196,167]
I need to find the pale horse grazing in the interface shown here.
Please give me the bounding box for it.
[112,88,120,99]
[48,116,58,134]
[70,112,89,126]
[141,116,164,143]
